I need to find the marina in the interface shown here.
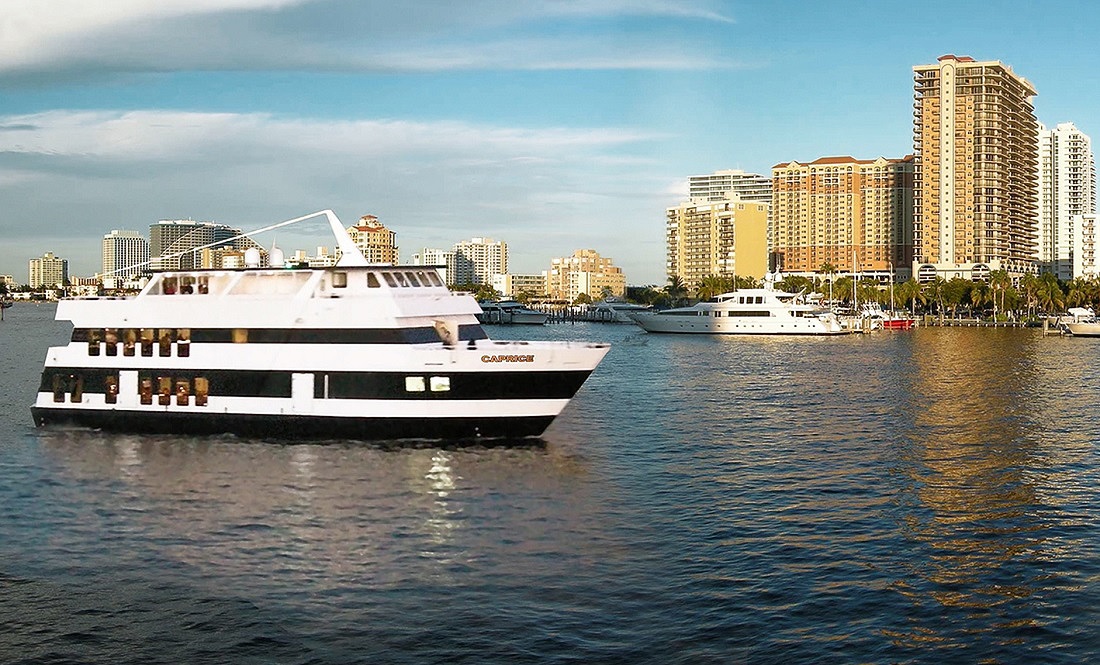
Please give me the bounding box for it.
[3,309,1099,663]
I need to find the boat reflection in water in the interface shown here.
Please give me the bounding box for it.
[35,429,602,592]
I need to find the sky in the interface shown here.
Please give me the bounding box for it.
[4,0,1100,285]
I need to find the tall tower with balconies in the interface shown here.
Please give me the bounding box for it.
[1037,122,1096,279]
[912,55,1039,282]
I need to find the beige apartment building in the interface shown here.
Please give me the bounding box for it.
[346,214,398,264]
[666,198,769,289]
[771,156,915,278]
[547,249,626,302]
[913,54,1039,281]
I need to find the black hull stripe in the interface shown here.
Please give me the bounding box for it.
[71,325,488,345]
[40,368,594,400]
[31,408,555,441]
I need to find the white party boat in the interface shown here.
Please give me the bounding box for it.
[628,273,849,335]
[31,210,610,441]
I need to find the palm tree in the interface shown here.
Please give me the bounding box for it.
[922,277,947,321]
[990,269,1012,321]
[942,278,971,319]
[696,275,726,301]
[665,275,688,307]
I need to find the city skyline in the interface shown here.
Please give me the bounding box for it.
[4,1,1100,283]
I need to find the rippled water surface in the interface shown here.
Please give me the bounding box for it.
[1,304,1098,664]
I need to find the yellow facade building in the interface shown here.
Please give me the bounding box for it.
[547,250,626,302]
[346,214,398,264]
[770,156,915,277]
[912,54,1039,281]
[665,198,769,289]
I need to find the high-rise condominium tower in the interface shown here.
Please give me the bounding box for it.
[665,198,769,289]
[149,220,260,271]
[688,170,773,203]
[771,155,914,277]
[1037,122,1097,280]
[452,237,507,286]
[102,230,150,282]
[913,55,1039,281]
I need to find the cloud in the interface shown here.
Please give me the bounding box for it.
[0,110,674,281]
[0,0,735,81]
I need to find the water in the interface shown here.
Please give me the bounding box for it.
[1,304,1098,664]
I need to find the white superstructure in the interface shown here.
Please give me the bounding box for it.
[32,211,609,441]
[627,275,848,335]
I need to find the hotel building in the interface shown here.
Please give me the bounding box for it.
[492,273,548,299]
[666,199,769,288]
[1037,122,1097,279]
[689,170,772,203]
[547,249,626,302]
[452,237,507,286]
[29,252,68,289]
[101,230,150,287]
[771,156,915,278]
[150,220,264,271]
[346,214,398,264]
[912,54,1039,282]
[410,248,457,285]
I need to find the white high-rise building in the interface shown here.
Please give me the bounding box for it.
[1037,122,1097,279]
[688,170,772,203]
[411,248,456,285]
[452,237,507,286]
[29,252,68,289]
[102,230,150,287]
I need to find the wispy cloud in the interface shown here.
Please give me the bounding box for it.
[0,0,736,80]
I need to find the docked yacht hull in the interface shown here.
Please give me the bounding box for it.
[1064,321,1100,336]
[628,312,849,335]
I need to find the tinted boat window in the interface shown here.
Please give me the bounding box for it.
[367,273,380,288]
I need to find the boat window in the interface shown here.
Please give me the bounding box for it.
[198,276,210,295]
[756,296,764,304]
[180,276,194,295]
[332,272,348,288]
[175,380,190,406]
[158,377,172,406]
[52,375,65,403]
[383,272,399,288]
[405,271,421,287]
[423,270,444,287]
[395,272,409,287]
[405,376,426,392]
[104,328,119,356]
[162,276,178,295]
[105,376,119,404]
[367,273,381,288]
[140,378,153,405]
[430,376,451,392]
[141,329,154,357]
[71,375,83,403]
[87,329,101,356]
[177,329,191,358]
[738,297,746,304]
[232,329,248,343]
[195,377,209,407]
[123,329,136,356]
[158,329,174,357]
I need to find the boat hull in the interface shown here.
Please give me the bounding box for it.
[1065,321,1100,336]
[30,406,557,441]
[628,313,849,335]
